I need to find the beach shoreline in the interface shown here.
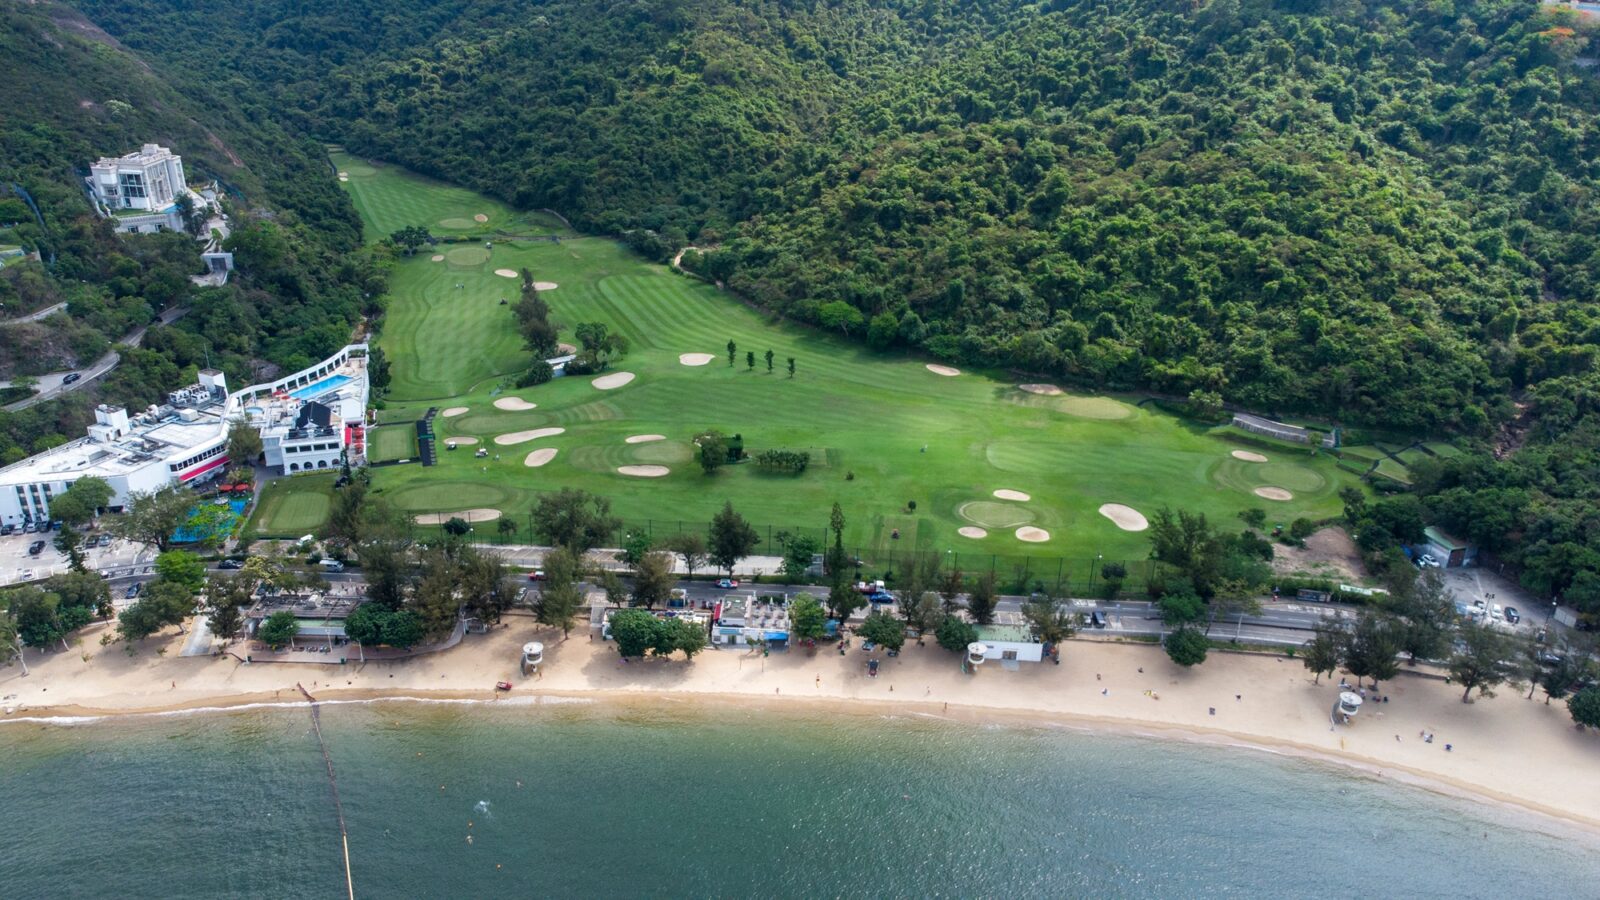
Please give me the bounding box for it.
[4,618,1598,834]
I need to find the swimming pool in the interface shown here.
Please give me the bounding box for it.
[289,374,352,400]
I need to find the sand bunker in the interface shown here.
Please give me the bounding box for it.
[1018,383,1064,396]
[338,171,349,177]
[558,342,576,354]
[926,364,961,377]
[532,281,558,291]
[1232,450,1269,463]
[430,254,445,262]
[1098,504,1149,532]
[1254,486,1294,501]
[625,434,666,444]
[441,406,469,417]
[493,397,537,411]
[413,508,501,525]
[679,353,714,366]
[338,175,349,182]
[958,526,988,539]
[474,213,489,223]
[494,268,519,278]
[444,436,478,446]
[592,371,635,390]
[523,448,558,468]
[1015,527,1051,543]
[617,465,670,477]
[494,427,566,446]
[993,489,1031,502]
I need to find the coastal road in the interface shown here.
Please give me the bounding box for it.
[214,560,1345,648]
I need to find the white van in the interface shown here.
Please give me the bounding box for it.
[1490,603,1503,621]
[318,559,345,572]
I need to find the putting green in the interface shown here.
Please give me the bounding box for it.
[630,441,694,464]
[445,246,490,266]
[367,424,416,462]
[342,163,376,177]
[958,501,1036,529]
[438,217,477,229]
[250,479,334,534]
[1053,396,1135,420]
[1212,458,1329,495]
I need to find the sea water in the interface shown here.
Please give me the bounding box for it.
[0,700,1593,898]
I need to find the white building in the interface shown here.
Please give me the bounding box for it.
[711,595,791,646]
[86,144,215,234]
[0,346,370,528]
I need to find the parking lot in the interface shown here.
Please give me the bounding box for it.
[1439,565,1547,635]
[0,528,152,587]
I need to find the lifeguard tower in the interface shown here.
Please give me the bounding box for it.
[521,641,544,676]
[1332,691,1363,725]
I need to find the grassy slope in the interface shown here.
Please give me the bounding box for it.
[327,156,1367,562]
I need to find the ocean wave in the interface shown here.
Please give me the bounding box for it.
[0,693,595,726]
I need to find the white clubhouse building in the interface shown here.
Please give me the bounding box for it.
[0,346,370,527]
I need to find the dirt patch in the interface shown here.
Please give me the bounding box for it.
[1254,486,1294,501]
[444,436,478,446]
[1015,526,1051,543]
[493,397,537,411]
[679,353,714,366]
[474,213,489,223]
[1272,526,1368,581]
[441,406,469,417]
[1231,450,1269,463]
[494,269,519,278]
[523,448,558,468]
[413,508,501,525]
[625,434,666,444]
[957,526,988,539]
[532,281,558,291]
[993,489,1031,502]
[558,342,576,354]
[592,371,635,390]
[494,427,566,446]
[617,465,670,477]
[926,364,961,377]
[1098,504,1149,531]
[1018,383,1063,396]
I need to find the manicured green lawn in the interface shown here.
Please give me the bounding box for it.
[248,474,336,536]
[367,424,417,462]
[312,155,1373,562]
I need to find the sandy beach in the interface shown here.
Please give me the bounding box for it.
[4,616,1598,830]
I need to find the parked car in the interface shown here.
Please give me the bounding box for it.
[125,583,142,599]
[96,533,113,547]
[217,559,244,570]
[1490,604,1503,622]
[0,524,13,535]
[62,372,81,385]
[318,559,345,572]
[1504,606,1520,624]
[866,591,895,604]
[716,578,740,589]
[527,569,545,581]
[1090,610,1108,629]
[1415,554,1439,568]
[16,569,34,582]
[27,540,46,556]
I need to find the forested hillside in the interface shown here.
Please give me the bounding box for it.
[0,1,385,464]
[42,0,1600,617]
[77,0,1600,435]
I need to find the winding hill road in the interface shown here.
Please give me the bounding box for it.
[1,305,189,412]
